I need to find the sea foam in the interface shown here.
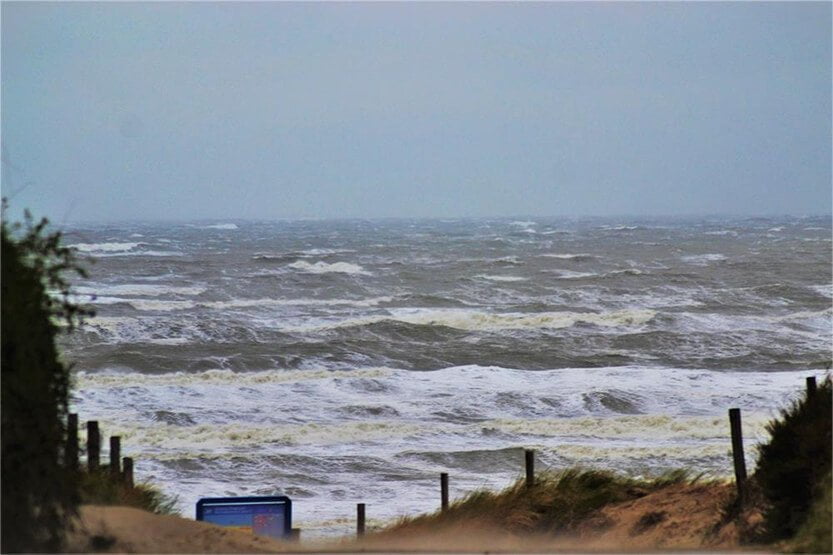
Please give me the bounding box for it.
[289,261,370,275]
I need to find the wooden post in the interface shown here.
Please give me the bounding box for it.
[87,421,100,472]
[356,503,366,537]
[110,436,121,477]
[807,376,817,396]
[66,413,79,471]
[122,457,134,487]
[525,449,535,488]
[440,473,449,511]
[289,528,300,541]
[729,408,747,501]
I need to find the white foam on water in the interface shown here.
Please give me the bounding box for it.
[682,253,727,265]
[76,284,206,297]
[809,284,833,298]
[301,248,356,256]
[202,223,238,230]
[289,261,370,275]
[100,420,424,452]
[475,275,528,282]
[69,242,143,253]
[704,230,738,236]
[541,253,596,260]
[203,296,392,309]
[283,308,657,333]
[85,296,196,311]
[547,270,599,279]
[76,367,392,388]
[70,365,824,538]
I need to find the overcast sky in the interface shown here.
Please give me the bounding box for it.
[2,2,830,223]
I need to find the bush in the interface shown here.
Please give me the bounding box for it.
[1,206,92,552]
[755,376,832,543]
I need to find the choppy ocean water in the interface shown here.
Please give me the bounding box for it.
[60,216,831,537]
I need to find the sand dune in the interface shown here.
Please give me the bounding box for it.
[66,482,762,553]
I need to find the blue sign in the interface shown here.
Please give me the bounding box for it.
[196,496,292,539]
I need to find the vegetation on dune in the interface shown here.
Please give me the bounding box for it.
[754,375,832,551]
[80,470,180,516]
[1,205,93,552]
[384,468,702,536]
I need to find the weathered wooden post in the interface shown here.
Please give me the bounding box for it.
[807,376,817,396]
[728,408,747,501]
[525,449,535,488]
[440,472,449,511]
[357,503,366,537]
[66,413,79,471]
[122,457,134,487]
[87,421,100,472]
[110,436,121,478]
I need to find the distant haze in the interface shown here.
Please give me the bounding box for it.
[2,2,830,223]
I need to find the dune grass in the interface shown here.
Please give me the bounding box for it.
[383,467,705,536]
[79,468,179,516]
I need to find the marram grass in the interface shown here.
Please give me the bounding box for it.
[79,468,179,516]
[383,467,706,536]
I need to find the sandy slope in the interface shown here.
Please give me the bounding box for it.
[66,483,764,553]
[65,506,293,553]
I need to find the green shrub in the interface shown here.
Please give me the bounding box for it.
[1,206,92,552]
[755,376,832,543]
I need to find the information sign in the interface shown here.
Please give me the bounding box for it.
[196,496,292,540]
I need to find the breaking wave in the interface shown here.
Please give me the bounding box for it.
[289,261,370,275]
[288,308,657,333]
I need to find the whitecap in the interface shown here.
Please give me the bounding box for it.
[202,223,238,230]
[541,253,596,260]
[86,296,196,311]
[475,275,528,282]
[75,284,206,297]
[69,242,143,253]
[547,270,598,279]
[809,284,833,298]
[288,261,371,276]
[203,296,392,309]
[287,308,657,333]
[681,253,727,265]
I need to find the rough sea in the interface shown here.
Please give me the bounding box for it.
[60,216,832,537]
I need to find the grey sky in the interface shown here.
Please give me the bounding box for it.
[2,2,830,222]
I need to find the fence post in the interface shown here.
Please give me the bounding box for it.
[525,449,535,488]
[440,472,449,512]
[66,413,79,471]
[87,421,100,472]
[122,457,134,487]
[110,436,121,478]
[807,376,817,396]
[728,408,747,501]
[357,503,366,537]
